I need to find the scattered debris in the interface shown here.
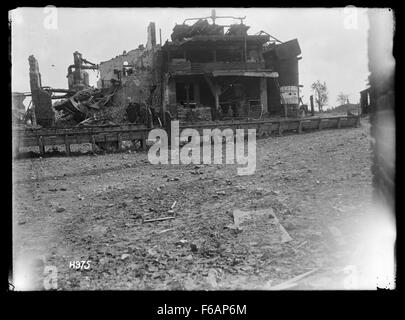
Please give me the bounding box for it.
[170,201,177,210]
[175,239,188,246]
[121,253,130,260]
[267,268,319,290]
[271,211,293,243]
[157,228,173,234]
[206,269,218,289]
[226,208,293,244]
[296,240,308,249]
[143,216,175,223]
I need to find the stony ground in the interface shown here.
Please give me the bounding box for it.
[13,119,380,290]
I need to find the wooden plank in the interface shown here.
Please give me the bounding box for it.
[321,119,334,129]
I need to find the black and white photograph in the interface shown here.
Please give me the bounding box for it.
[9,7,395,292]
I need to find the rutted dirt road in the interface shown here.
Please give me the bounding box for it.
[13,120,378,290]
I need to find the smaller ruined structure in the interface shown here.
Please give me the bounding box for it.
[97,22,162,122]
[67,51,98,91]
[28,55,54,127]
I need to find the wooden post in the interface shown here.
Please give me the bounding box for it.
[298,120,302,134]
[64,135,71,156]
[310,95,315,116]
[38,136,45,155]
[117,133,122,151]
[278,122,283,136]
[91,135,97,154]
[356,115,361,127]
[140,137,147,151]
[318,118,322,130]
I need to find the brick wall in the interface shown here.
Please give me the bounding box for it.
[97,43,162,121]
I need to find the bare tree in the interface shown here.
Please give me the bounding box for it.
[337,92,349,106]
[311,80,328,112]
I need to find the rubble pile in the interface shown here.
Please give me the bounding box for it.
[53,84,122,126]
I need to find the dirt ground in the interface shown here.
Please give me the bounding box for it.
[13,118,383,290]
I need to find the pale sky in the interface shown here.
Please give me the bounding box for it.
[10,7,372,107]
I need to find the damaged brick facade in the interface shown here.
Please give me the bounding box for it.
[97,22,162,117]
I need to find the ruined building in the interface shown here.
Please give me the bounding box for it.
[98,12,302,123]
[21,12,302,128]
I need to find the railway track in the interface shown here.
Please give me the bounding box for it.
[12,115,360,157]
